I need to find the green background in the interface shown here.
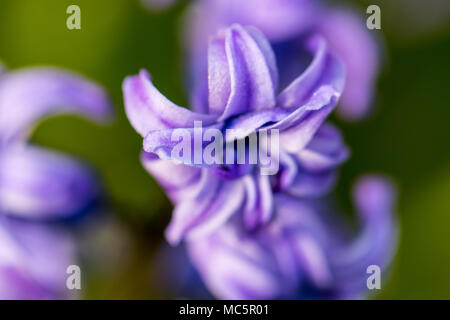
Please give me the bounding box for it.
[0,0,449,299]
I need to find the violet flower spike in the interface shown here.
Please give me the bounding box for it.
[123,24,347,244]
[187,176,398,300]
[0,65,112,299]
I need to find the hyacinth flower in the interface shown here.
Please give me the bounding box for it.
[123,24,348,245]
[183,0,380,120]
[188,176,398,299]
[0,65,111,299]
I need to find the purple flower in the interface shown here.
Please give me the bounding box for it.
[184,0,380,120]
[123,25,348,244]
[187,176,398,300]
[0,65,112,299]
[0,67,111,219]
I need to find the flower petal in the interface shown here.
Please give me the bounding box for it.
[0,67,112,144]
[143,122,224,166]
[329,176,398,297]
[187,222,298,300]
[287,170,337,198]
[295,122,349,172]
[123,69,217,137]
[141,151,202,204]
[242,173,274,230]
[0,145,98,220]
[209,25,278,118]
[165,171,245,245]
[273,36,346,152]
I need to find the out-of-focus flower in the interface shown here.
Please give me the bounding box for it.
[187,176,398,299]
[0,218,77,299]
[123,25,347,244]
[0,67,111,218]
[0,65,112,299]
[183,0,380,120]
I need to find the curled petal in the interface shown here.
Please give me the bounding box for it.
[0,67,112,144]
[165,171,245,245]
[277,36,345,109]
[0,145,98,220]
[271,37,345,153]
[329,176,398,297]
[141,151,202,204]
[0,218,76,299]
[274,123,347,198]
[295,122,349,172]
[123,69,217,137]
[209,25,278,118]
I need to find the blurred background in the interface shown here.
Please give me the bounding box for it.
[0,0,449,299]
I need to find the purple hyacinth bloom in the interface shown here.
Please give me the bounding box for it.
[0,65,112,299]
[187,176,398,300]
[184,0,380,120]
[123,25,347,244]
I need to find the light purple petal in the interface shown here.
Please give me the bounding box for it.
[141,151,202,204]
[274,123,348,198]
[295,122,349,172]
[123,69,217,137]
[242,174,274,230]
[273,36,346,153]
[165,171,245,245]
[329,176,398,296]
[208,35,231,115]
[0,145,98,219]
[0,67,112,144]
[208,25,278,118]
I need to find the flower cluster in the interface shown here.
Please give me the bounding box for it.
[0,64,111,299]
[123,22,397,299]
[142,0,380,120]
